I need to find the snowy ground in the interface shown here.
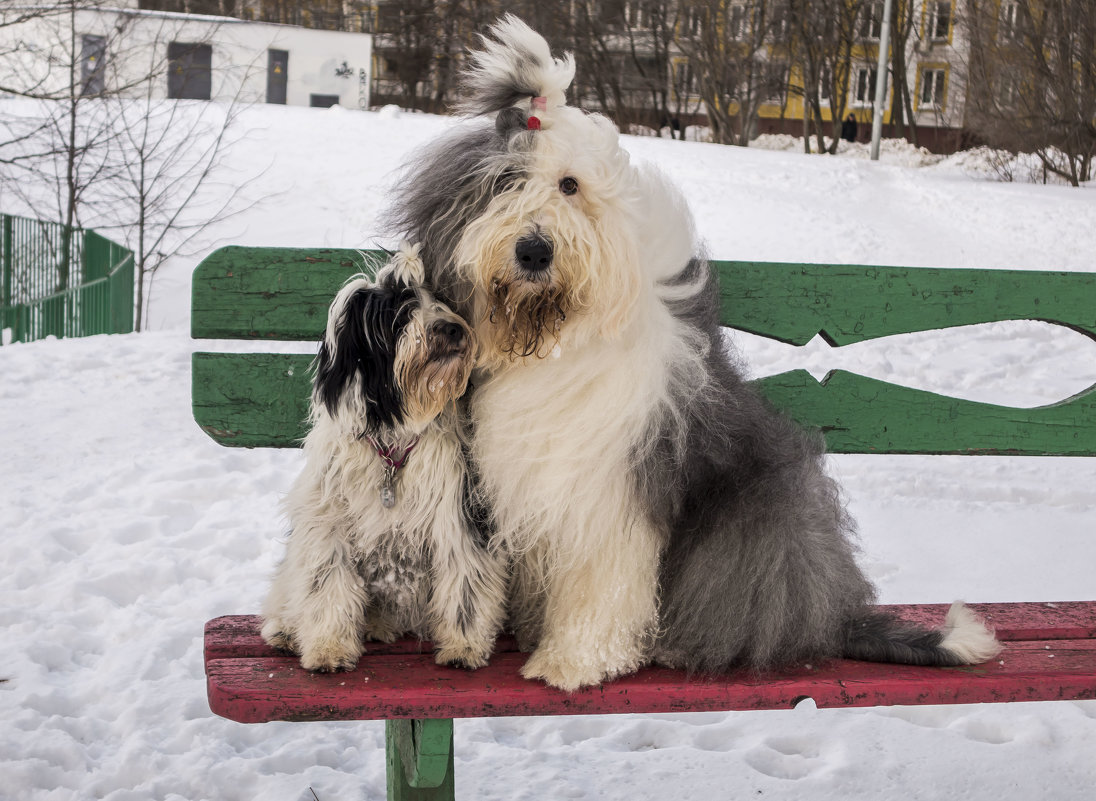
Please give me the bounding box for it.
[2,101,1095,800]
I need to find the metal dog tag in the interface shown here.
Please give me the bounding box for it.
[381,465,397,508]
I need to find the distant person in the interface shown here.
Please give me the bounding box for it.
[841,113,858,143]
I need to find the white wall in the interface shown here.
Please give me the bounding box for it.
[263,24,374,110]
[0,7,371,109]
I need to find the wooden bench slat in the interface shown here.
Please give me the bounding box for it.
[205,603,1096,724]
[206,640,1096,724]
[191,247,380,340]
[191,249,1096,346]
[203,602,1096,662]
[192,353,313,448]
[717,262,1096,346]
[757,370,1096,456]
[192,349,1096,454]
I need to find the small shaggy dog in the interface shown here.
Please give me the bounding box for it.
[260,245,507,673]
[384,17,1002,691]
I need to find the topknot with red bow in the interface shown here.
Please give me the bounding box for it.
[454,15,576,131]
[526,96,548,131]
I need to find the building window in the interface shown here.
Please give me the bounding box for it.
[927,1,951,41]
[818,66,833,105]
[167,41,212,100]
[80,34,106,97]
[860,1,884,40]
[683,7,703,37]
[310,94,340,108]
[624,1,652,30]
[999,1,1020,41]
[770,2,791,39]
[853,66,877,106]
[267,49,288,104]
[763,62,788,103]
[673,59,697,96]
[995,72,1019,109]
[919,67,946,109]
[728,4,746,40]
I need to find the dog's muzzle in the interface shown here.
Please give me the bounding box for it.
[431,320,469,356]
[515,234,553,274]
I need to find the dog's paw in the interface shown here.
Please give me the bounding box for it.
[511,625,539,653]
[260,620,298,654]
[520,649,608,692]
[364,621,400,644]
[262,630,297,654]
[434,644,490,671]
[298,642,361,673]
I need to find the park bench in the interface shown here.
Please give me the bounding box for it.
[194,247,1096,801]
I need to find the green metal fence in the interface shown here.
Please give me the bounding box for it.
[0,213,134,345]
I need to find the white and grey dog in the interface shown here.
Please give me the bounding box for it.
[260,245,507,673]
[385,17,1002,691]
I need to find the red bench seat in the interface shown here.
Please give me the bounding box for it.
[206,601,1096,724]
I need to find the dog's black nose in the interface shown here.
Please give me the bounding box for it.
[515,235,553,272]
[433,320,466,349]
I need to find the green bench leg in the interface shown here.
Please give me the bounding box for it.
[385,719,455,801]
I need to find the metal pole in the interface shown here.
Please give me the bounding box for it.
[1,214,12,334]
[870,0,895,161]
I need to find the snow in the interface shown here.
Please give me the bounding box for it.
[2,101,1095,800]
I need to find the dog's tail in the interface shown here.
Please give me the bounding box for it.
[843,602,1002,666]
[454,14,575,116]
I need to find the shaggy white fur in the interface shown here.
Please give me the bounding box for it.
[448,28,713,690]
[260,245,507,673]
[385,16,1001,691]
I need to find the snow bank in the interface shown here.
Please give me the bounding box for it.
[2,100,1094,801]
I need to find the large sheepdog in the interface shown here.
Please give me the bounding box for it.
[384,17,1001,691]
[261,245,507,673]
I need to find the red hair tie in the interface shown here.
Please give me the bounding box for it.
[527,96,547,130]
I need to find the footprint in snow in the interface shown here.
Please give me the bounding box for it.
[743,736,825,780]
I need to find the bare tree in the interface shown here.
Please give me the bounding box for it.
[94,24,261,329]
[570,1,632,124]
[0,1,134,292]
[676,0,786,146]
[785,0,865,153]
[878,0,918,145]
[1,3,263,329]
[963,0,1095,186]
[370,0,441,111]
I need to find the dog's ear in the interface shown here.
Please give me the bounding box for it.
[313,284,407,432]
[455,15,574,116]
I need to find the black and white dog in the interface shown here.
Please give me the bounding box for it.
[383,17,1002,690]
[260,244,507,673]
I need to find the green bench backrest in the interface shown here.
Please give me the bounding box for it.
[192,247,1096,455]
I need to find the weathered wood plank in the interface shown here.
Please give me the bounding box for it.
[756,369,1096,455]
[386,719,454,799]
[716,261,1096,346]
[191,247,381,340]
[191,250,1096,345]
[191,353,313,448]
[202,603,1096,662]
[205,603,1096,723]
[206,638,1096,724]
[192,350,1096,454]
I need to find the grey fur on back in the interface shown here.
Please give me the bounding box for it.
[644,259,956,672]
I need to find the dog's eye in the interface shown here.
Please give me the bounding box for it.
[559,176,579,196]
